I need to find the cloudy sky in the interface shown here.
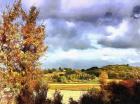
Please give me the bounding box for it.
[1,0,140,69]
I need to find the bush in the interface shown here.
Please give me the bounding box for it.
[16,85,34,104]
[72,80,140,104]
[79,91,104,104]
[133,81,140,103]
[16,79,140,104]
[34,83,48,104]
[107,82,133,104]
[69,98,78,104]
[57,76,67,83]
[16,82,63,104]
[53,90,63,104]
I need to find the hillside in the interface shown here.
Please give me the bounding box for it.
[100,64,140,79]
[43,64,140,83]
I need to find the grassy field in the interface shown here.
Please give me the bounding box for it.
[48,79,122,91]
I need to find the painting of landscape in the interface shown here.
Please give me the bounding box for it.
[0,0,140,104]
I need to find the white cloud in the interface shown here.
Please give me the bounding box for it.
[40,47,139,68]
[66,21,75,28]
[106,19,128,40]
[98,16,140,48]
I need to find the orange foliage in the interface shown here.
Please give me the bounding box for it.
[0,0,47,89]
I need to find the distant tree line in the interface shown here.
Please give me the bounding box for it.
[43,64,140,82]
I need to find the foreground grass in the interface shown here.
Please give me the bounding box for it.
[48,90,85,104]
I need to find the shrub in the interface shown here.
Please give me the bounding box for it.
[74,80,140,104]
[57,76,67,83]
[107,82,133,104]
[16,82,63,104]
[16,85,34,104]
[69,98,78,104]
[79,93,103,104]
[133,81,140,103]
[79,90,104,104]
[53,90,63,104]
[34,83,48,104]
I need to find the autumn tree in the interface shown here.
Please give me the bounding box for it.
[0,0,46,88]
[99,70,108,87]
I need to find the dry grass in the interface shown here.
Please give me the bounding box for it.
[49,84,100,91]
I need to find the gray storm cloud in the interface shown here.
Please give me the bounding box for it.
[22,0,140,68]
[23,0,140,50]
[46,19,94,51]
[36,0,140,23]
